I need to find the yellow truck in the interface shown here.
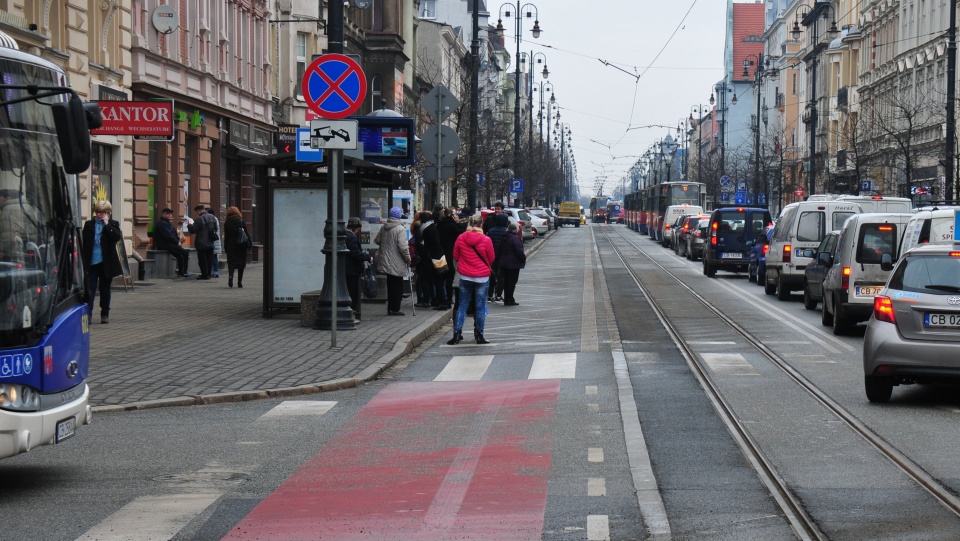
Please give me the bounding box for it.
[557,201,581,228]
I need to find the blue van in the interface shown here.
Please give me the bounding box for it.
[703,207,774,277]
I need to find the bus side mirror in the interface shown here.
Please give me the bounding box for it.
[880,253,894,271]
[51,95,97,174]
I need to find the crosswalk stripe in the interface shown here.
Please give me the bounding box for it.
[434,355,494,381]
[529,352,578,379]
[75,493,222,541]
[257,401,337,420]
[700,353,760,376]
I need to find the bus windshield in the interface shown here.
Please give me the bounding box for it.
[0,55,83,339]
[670,184,701,206]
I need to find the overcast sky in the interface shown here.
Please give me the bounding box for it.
[503,0,729,197]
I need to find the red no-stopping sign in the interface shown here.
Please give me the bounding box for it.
[301,54,367,119]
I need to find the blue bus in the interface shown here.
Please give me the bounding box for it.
[0,37,100,458]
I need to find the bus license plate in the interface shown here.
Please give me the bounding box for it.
[855,286,883,297]
[924,313,960,328]
[721,253,743,259]
[56,417,76,443]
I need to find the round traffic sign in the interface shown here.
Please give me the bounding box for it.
[301,54,367,119]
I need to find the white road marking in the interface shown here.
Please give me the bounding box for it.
[588,478,606,497]
[613,351,671,538]
[587,515,611,541]
[587,403,600,413]
[687,341,738,345]
[585,385,598,395]
[434,355,494,381]
[701,353,760,376]
[529,352,578,379]
[75,493,222,541]
[257,401,337,420]
[588,447,604,463]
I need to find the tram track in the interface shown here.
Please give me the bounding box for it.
[599,225,960,540]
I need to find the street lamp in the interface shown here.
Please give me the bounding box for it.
[710,82,737,177]
[689,104,709,183]
[498,2,543,192]
[527,54,548,154]
[743,53,779,208]
[676,119,689,181]
[658,134,679,184]
[791,1,839,198]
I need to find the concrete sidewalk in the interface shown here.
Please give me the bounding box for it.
[90,232,552,412]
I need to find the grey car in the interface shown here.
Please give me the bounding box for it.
[863,243,960,403]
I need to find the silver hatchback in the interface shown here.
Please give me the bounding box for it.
[863,243,960,402]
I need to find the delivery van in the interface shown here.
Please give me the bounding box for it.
[557,201,581,228]
[815,213,914,334]
[899,207,958,253]
[764,199,862,300]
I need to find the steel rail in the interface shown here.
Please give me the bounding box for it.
[603,225,960,527]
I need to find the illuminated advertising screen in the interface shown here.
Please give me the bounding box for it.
[353,116,416,167]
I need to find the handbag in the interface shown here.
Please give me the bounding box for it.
[362,260,379,298]
[207,220,219,243]
[432,254,449,274]
[237,226,251,250]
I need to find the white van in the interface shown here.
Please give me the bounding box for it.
[764,199,862,300]
[899,207,958,253]
[833,195,914,213]
[816,213,914,334]
[660,204,703,246]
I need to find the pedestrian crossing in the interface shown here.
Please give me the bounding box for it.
[432,353,581,381]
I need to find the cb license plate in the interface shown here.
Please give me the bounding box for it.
[721,252,743,259]
[924,313,960,328]
[56,417,76,443]
[855,286,883,297]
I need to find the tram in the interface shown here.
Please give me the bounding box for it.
[589,195,610,223]
[0,36,99,458]
[623,181,707,238]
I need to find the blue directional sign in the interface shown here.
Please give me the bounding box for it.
[758,192,767,205]
[860,180,872,193]
[720,192,730,202]
[735,192,746,205]
[295,128,324,162]
[736,179,747,192]
[511,178,524,193]
[477,172,484,185]
[955,210,960,241]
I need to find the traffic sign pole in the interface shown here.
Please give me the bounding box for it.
[313,0,362,338]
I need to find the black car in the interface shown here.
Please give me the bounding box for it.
[802,231,841,310]
[703,207,774,277]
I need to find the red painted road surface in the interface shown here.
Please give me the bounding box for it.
[223,380,561,540]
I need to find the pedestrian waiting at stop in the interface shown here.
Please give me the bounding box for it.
[206,206,222,278]
[222,206,250,288]
[345,217,373,322]
[187,204,217,280]
[498,222,526,306]
[152,207,191,277]
[448,215,495,345]
[485,213,509,302]
[375,206,411,316]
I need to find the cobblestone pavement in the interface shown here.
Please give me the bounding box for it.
[89,233,551,412]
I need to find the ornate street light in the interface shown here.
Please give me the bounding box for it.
[498,3,543,190]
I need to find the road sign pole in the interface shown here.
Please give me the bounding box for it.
[312,0,357,336]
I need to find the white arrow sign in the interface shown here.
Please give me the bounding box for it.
[309,119,358,150]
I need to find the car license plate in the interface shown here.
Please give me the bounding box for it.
[721,253,743,259]
[855,286,883,297]
[924,313,960,328]
[56,417,76,443]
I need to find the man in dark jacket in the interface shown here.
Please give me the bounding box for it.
[82,200,123,323]
[436,208,462,306]
[153,208,191,277]
[485,213,509,302]
[345,217,372,322]
[187,204,217,279]
[482,201,504,233]
[498,222,527,306]
[418,211,448,310]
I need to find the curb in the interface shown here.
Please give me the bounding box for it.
[92,231,553,413]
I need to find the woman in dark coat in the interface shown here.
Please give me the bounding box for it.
[498,222,526,306]
[222,206,249,288]
[436,207,462,307]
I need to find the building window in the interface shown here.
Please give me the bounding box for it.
[297,32,307,96]
[371,75,382,110]
[421,0,436,19]
[792,73,797,95]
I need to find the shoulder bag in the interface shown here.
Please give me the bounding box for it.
[237,225,251,250]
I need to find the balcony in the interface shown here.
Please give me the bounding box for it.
[775,92,785,110]
[837,86,848,108]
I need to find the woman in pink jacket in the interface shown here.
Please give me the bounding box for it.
[449,215,496,345]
